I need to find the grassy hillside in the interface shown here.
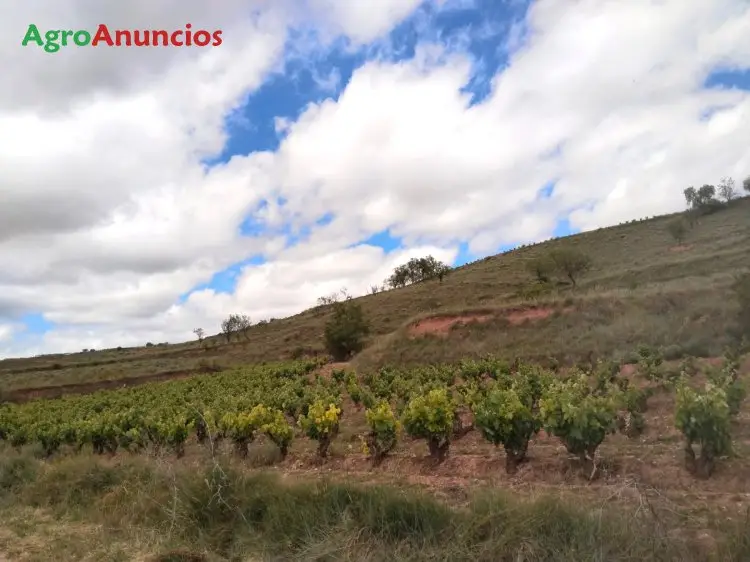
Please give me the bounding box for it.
[0,200,749,561]
[1,198,748,395]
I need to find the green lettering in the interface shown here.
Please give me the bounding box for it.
[62,30,74,46]
[44,29,60,53]
[73,30,91,46]
[21,24,43,47]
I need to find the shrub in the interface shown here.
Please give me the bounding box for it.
[666,218,688,244]
[347,379,363,408]
[219,406,268,458]
[472,384,540,473]
[297,400,341,458]
[636,345,664,382]
[363,401,400,463]
[548,248,592,286]
[707,351,746,416]
[616,383,652,438]
[401,388,455,462]
[674,381,732,478]
[526,256,555,283]
[331,368,347,384]
[539,375,618,479]
[323,298,370,361]
[258,407,294,458]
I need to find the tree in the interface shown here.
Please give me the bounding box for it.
[683,186,697,208]
[220,314,241,342]
[744,176,750,194]
[317,293,339,307]
[193,328,205,345]
[323,297,370,360]
[386,255,452,289]
[220,316,238,342]
[526,256,555,283]
[548,248,592,287]
[667,218,688,244]
[220,313,252,342]
[317,288,349,307]
[235,314,252,340]
[684,184,722,214]
[718,177,737,202]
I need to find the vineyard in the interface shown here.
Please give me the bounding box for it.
[1,348,746,483]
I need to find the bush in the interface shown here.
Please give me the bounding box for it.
[256,406,294,457]
[539,375,618,479]
[548,248,592,286]
[526,256,555,284]
[323,298,370,361]
[667,218,688,244]
[363,401,400,463]
[707,351,746,416]
[401,388,455,462]
[616,383,652,438]
[636,345,664,382]
[219,406,268,458]
[346,378,363,408]
[297,400,341,458]
[674,381,732,478]
[472,384,540,473]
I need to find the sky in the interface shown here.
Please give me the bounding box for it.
[1,0,749,358]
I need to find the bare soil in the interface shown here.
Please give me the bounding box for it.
[408,314,494,337]
[669,244,694,252]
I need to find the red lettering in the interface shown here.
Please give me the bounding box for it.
[114,29,131,46]
[91,23,113,46]
[185,23,193,46]
[193,30,211,47]
[152,30,169,46]
[132,30,150,47]
[212,30,223,46]
[170,30,183,46]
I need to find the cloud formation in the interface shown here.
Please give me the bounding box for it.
[1,0,749,357]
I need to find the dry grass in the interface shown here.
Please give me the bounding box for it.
[0,354,748,559]
[1,432,749,562]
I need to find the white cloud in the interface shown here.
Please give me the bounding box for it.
[2,0,750,358]
[0,323,18,343]
[307,0,425,44]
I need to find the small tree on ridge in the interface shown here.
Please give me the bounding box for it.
[324,297,370,361]
[549,248,592,287]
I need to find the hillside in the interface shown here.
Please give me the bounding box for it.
[1,199,749,561]
[1,198,748,397]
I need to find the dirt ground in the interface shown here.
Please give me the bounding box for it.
[407,306,568,338]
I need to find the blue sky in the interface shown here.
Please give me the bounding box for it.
[197,0,534,298]
[192,0,750,300]
[13,0,750,343]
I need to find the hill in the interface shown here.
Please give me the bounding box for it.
[0,198,749,561]
[1,197,748,398]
